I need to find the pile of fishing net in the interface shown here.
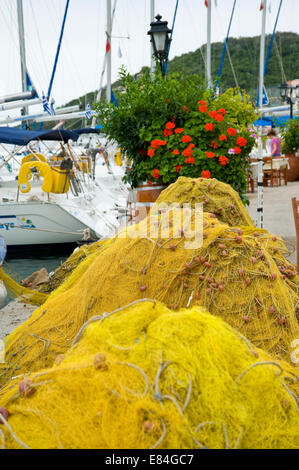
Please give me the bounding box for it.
[0,301,298,449]
[153,176,254,227]
[38,239,112,294]
[1,206,298,388]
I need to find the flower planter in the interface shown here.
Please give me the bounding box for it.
[136,183,166,221]
[286,153,299,182]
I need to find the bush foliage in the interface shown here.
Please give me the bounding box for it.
[96,68,257,201]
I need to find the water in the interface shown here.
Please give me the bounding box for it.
[3,245,75,302]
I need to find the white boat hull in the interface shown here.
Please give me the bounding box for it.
[0,201,89,246]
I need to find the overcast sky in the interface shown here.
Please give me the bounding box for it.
[0,0,298,115]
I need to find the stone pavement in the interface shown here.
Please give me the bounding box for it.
[246,180,299,264]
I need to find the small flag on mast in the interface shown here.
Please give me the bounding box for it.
[204,0,209,7]
[50,98,56,116]
[260,1,264,10]
[106,38,111,53]
[85,103,92,119]
[42,92,51,115]
[118,43,122,58]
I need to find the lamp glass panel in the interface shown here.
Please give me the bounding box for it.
[280,86,286,98]
[153,31,167,53]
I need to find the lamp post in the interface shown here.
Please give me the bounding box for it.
[279,82,299,120]
[147,14,172,76]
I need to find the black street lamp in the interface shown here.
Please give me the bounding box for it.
[147,14,172,76]
[279,82,299,120]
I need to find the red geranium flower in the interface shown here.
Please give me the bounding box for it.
[148,180,152,185]
[209,110,217,118]
[198,100,206,105]
[147,148,155,157]
[211,140,218,149]
[166,122,176,129]
[219,134,227,141]
[201,170,211,178]
[215,113,223,122]
[199,105,207,113]
[205,151,215,159]
[204,123,214,132]
[182,135,191,144]
[219,155,229,166]
[188,143,195,149]
[217,108,226,115]
[172,149,180,155]
[234,146,242,155]
[183,148,193,157]
[181,106,190,112]
[163,129,173,137]
[227,127,237,136]
[151,139,160,149]
[176,165,182,173]
[185,157,195,164]
[175,128,184,134]
[152,169,160,179]
[236,136,247,147]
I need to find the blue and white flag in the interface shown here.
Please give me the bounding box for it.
[85,103,92,119]
[50,98,56,116]
[118,43,122,58]
[42,92,51,115]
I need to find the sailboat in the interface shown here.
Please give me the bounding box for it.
[0,0,128,248]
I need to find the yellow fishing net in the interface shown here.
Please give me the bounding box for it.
[0,268,48,306]
[38,239,113,294]
[153,176,254,227]
[0,301,298,449]
[1,207,298,389]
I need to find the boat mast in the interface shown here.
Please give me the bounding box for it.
[206,0,212,87]
[16,0,28,116]
[106,0,112,102]
[257,0,267,228]
[150,0,155,73]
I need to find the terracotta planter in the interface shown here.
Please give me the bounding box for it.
[286,153,299,182]
[136,183,166,221]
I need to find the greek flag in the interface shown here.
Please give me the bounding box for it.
[85,103,92,119]
[42,92,51,115]
[50,98,56,116]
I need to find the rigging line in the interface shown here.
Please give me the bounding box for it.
[225,43,241,92]
[92,0,118,126]
[28,0,50,84]
[47,0,70,99]
[263,0,283,78]
[4,0,44,88]
[94,0,102,90]
[185,1,206,72]
[50,0,86,95]
[0,0,44,91]
[256,0,283,106]
[273,37,286,83]
[216,0,237,87]
[164,0,180,75]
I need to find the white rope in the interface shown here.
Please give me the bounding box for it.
[0,414,31,449]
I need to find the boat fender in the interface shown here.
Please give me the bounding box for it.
[115,148,123,167]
